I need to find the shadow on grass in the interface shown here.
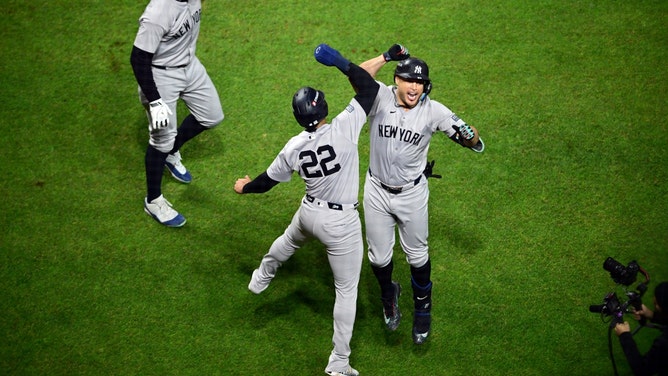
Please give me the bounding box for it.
[249,288,331,329]
[438,215,485,256]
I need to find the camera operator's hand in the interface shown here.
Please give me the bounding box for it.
[614,321,631,336]
[631,304,654,321]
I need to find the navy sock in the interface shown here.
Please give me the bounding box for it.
[410,259,431,287]
[170,114,207,154]
[145,145,168,202]
[371,260,395,301]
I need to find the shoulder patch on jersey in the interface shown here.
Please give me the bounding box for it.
[345,104,355,113]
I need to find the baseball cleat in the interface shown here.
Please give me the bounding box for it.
[248,269,270,294]
[412,310,431,345]
[381,281,401,331]
[325,366,359,376]
[144,195,186,227]
[165,151,192,183]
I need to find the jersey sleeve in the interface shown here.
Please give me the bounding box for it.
[432,100,466,138]
[368,81,394,118]
[331,98,367,143]
[266,138,301,183]
[133,0,171,53]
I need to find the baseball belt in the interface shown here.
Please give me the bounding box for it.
[304,194,358,211]
[368,169,422,194]
[151,64,188,70]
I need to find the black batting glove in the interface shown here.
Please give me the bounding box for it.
[383,44,410,62]
[452,124,475,141]
[423,160,442,179]
[451,124,475,147]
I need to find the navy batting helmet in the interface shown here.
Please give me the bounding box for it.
[292,86,328,130]
[395,58,432,99]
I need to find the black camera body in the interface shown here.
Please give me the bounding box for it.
[589,290,644,326]
[590,257,652,375]
[603,257,640,286]
[589,257,649,327]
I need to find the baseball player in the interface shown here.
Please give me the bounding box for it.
[234,44,380,376]
[130,0,224,227]
[356,47,484,345]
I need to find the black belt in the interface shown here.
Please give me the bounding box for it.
[369,169,421,194]
[304,194,358,211]
[152,64,188,70]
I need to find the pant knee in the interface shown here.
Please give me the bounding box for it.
[149,137,176,154]
[405,246,430,268]
[202,112,224,129]
[368,249,393,268]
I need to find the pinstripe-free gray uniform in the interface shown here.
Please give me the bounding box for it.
[134,0,223,153]
[364,82,468,269]
[254,99,367,372]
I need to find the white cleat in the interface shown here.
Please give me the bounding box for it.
[248,269,270,294]
[165,151,192,183]
[144,195,186,227]
[325,366,359,376]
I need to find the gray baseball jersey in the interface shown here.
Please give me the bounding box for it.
[253,98,367,371]
[267,102,365,206]
[367,83,467,186]
[364,82,468,268]
[134,0,223,152]
[133,0,201,67]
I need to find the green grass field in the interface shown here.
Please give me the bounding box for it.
[1,1,667,375]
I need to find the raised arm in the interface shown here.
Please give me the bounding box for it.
[360,44,410,78]
[313,43,380,114]
[347,64,379,115]
[359,55,387,78]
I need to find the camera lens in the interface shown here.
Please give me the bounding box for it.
[603,257,624,275]
[603,257,639,286]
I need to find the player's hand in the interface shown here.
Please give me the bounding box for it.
[314,43,351,71]
[452,124,475,142]
[148,98,172,131]
[383,44,410,62]
[452,124,480,149]
[234,175,252,194]
[614,321,631,336]
[423,160,442,179]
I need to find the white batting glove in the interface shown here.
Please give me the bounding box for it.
[148,99,172,131]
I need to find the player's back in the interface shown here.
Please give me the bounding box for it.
[292,121,360,205]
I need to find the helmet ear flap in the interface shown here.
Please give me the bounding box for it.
[420,81,432,101]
